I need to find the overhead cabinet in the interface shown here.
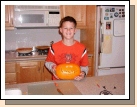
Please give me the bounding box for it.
[5,5,14,30]
[60,5,87,29]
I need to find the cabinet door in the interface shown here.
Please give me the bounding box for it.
[5,62,16,84]
[5,5,14,30]
[60,5,86,29]
[86,56,93,77]
[41,61,52,81]
[16,61,41,83]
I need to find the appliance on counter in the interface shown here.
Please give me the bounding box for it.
[95,5,125,76]
[17,50,48,56]
[16,46,49,57]
[14,5,60,28]
[18,52,33,56]
[35,45,49,55]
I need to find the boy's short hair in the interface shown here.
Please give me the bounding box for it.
[59,16,77,28]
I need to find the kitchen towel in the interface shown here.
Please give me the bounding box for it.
[102,35,112,54]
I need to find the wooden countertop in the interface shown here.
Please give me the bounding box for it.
[5,73,125,95]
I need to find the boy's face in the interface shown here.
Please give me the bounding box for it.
[59,21,77,40]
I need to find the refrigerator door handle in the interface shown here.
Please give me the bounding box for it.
[99,25,103,53]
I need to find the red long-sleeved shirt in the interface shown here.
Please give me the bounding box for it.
[46,40,88,65]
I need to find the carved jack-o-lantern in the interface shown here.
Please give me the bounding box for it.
[56,63,81,80]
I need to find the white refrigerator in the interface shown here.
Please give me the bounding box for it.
[95,5,125,76]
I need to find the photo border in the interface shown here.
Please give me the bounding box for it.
[0,1,135,106]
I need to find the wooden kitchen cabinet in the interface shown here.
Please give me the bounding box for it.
[87,56,93,77]
[5,5,14,30]
[80,5,96,76]
[16,61,42,83]
[5,59,51,84]
[41,61,52,81]
[5,62,17,84]
[60,5,86,29]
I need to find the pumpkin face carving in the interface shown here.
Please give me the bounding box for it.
[56,63,81,80]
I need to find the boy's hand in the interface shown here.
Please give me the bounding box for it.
[74,71,86,81]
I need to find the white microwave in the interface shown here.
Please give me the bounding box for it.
[14,5,60,27]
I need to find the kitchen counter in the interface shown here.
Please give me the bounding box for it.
[5,51,93,62]
[5,73,125,95]
[5,51,47,62]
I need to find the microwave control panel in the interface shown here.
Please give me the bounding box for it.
[48,12,60,26]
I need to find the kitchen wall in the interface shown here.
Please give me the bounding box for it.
[5,28,80,50]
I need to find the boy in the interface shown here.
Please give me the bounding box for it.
[45,16,89,81]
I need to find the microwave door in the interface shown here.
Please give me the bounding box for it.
[21,14,44,24]
[14,11,48,27]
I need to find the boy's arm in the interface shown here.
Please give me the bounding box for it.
[45,61,56,73]
[45,46,56,73]
[80,66,89,76]
[80,48,89,76]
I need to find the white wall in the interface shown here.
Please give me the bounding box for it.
[5,28,80,50]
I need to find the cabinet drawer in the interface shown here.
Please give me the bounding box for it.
[5,73,16,83]
[5,62,16,73]
[17,61,39,66]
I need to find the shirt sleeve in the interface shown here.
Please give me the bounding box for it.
[46,46,55,63]
[45,46,57,72]
[80,48,89,66]
[80,66,89,75]
[79,48,89,75]
[45,61,56,73]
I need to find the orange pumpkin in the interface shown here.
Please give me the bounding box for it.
[56,63,81,80]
